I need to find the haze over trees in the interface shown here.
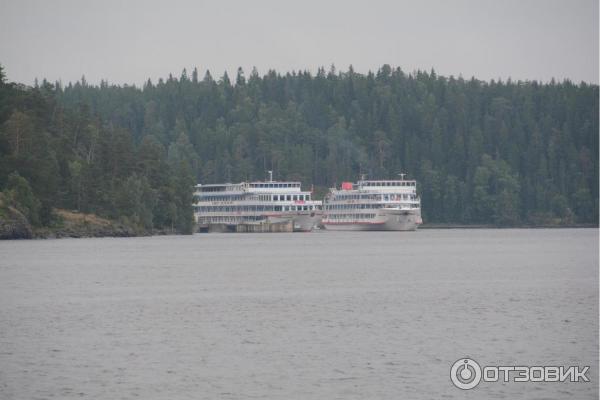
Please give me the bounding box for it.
[0,64,597,229]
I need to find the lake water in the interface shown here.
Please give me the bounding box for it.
[0,229,597,399]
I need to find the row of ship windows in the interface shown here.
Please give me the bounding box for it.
[362,181,415,187]
[196,194,312,202]
[195,205,319,213]
[325,203,419,210]
[326,213,377,219]
[272,194,311,201]
[333,194,417,201]
[199,183,301,191]
[249,183,300,188]
[197,216,264,223]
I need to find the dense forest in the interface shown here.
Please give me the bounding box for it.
[0,64,598,232]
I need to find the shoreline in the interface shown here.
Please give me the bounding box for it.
[419,223,598,229]
[19,224,600,240]
[1,206,597,241]
[0,207,188,240]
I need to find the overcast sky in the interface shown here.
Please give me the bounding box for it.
[1,0,598,86]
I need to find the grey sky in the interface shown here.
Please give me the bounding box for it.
[1,0,598,86]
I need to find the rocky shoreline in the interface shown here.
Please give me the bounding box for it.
[0,208,179,240]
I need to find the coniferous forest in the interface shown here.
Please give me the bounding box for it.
[0,64,598,234]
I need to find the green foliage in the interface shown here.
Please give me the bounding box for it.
[5,171,41,226]
[0,66,196,233]
[114,174,156,229]
[473,155,521,225]
[0,63,598,228]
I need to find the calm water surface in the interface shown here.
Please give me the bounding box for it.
[0,229,597,399]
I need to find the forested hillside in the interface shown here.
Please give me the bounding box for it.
[0,65,194,234]
[0,64,598,229]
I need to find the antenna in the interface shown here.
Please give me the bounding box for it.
[267,170,273,182]
[398,173,406,180]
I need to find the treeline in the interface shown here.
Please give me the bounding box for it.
[0,65,194,233]
[0,64,598,227]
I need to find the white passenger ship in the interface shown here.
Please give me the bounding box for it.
[322,175,422,231]
[193,173,322,232]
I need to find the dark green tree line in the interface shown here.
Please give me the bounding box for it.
[0,63,598,227]
[0,65,194,233]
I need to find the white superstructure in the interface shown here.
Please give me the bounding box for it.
[322,175,422,231]
[193,176,322,232]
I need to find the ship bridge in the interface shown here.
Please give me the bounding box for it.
[354,180,417,194]
[247,181,302,193]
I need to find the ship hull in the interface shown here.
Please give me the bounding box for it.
[292,212,323,232]
[323,209,420,231]
[269,212,322,232]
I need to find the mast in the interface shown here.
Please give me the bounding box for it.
[267,170,273,182]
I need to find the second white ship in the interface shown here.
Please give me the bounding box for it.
[322,175,422,231]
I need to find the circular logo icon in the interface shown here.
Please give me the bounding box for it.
[450,358,482,390]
